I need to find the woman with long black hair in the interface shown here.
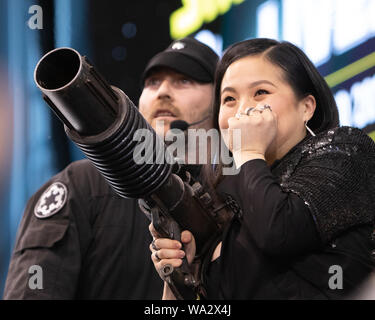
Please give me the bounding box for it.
[150,38,375,299]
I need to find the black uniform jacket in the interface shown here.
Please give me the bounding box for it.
[3,159,163,299]
[207,127,375,299]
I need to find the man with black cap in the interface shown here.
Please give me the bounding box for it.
[140,37,218,137]
[3,37,219,299]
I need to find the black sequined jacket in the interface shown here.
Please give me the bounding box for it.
[272,126,375,243]
[207,126,375,299]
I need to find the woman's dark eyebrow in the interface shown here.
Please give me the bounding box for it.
[221,86,236,95]
[221,80,276,95]
[249,80,277,88]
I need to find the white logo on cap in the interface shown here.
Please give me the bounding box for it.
[171,41,185,50]
[34,182,68,219]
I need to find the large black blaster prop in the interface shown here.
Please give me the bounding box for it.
[34,48,235,299]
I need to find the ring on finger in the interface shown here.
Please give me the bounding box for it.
[244,107,254,115]
[255,104,272,112]
[151,239,159,251]
[236,111,249,119]
[262,104,272,111]
[250,107,263,115]
[154,251,161,262]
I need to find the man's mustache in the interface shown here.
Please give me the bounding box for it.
[151,102,180,118]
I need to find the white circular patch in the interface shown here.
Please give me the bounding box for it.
[171,41,185,50]
[34,182,68,219]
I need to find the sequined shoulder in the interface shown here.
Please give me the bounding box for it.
[272,126,375,243]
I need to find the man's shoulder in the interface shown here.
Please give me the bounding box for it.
[61,159,115,197]
[65,158,101,178]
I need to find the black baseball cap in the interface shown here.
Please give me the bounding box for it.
[142,37,219,84]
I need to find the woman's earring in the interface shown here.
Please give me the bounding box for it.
[305,121,316,137]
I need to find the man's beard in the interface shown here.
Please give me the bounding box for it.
[150,101,180,119]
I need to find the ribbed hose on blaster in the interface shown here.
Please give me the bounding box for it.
[34,47,172,198]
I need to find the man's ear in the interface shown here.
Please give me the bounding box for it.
[301,94,316,122]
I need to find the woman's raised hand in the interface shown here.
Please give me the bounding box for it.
[229,104,277,167]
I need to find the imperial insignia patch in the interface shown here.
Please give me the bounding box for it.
[34,182,68,219]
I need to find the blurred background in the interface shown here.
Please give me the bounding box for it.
[0,0,374,297]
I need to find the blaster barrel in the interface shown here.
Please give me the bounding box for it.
[34,47,172,198]
[34,47,118,135]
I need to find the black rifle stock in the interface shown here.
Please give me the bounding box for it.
[34,47,234,299]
